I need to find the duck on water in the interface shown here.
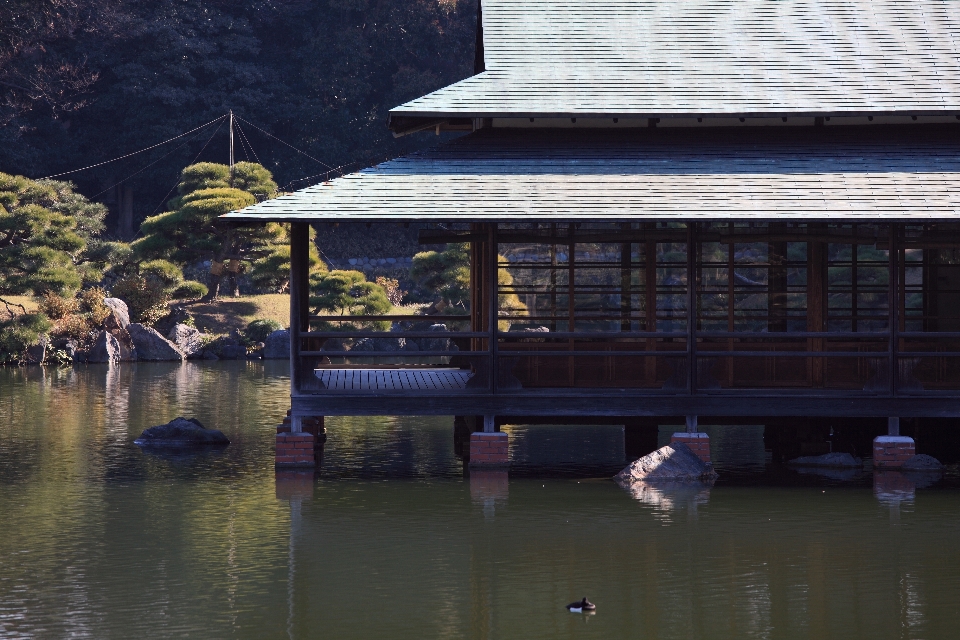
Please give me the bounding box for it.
[566,598,596,613]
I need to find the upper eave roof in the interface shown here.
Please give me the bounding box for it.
[389,0,960,126]
[222,125,960,222]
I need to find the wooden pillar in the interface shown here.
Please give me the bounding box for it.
[567,226,576,386]
[488,224,499,392]
[290,222,309,402]
[621,223,632,332]
[889,224,899,395]
[807,229,826,387]
[645,229,658,382]
[686,223,697,394]
[768,223,788,333]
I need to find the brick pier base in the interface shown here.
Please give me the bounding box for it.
[671,432,712,464]
[275,433,316,467]
[276,412,325,468]
[873,436,915,468]
[468,432,509,466]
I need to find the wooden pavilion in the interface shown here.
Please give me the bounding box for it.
[225,0,960,467]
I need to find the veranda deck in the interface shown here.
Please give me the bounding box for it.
[315,368,473,391]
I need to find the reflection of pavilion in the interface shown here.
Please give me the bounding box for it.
[226,1,960,468]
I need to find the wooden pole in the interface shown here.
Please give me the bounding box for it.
[687,223,697,394]
[290,222,309,401]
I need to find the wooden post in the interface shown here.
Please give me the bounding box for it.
[488,224,499,392]
[889,224,899,395]
[686,223,697,394]
[290,222,309,407]
[568,227,576,386]
[645,228,658,383]
[808,229,826,387]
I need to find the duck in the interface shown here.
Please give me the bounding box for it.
[566,597,596,613]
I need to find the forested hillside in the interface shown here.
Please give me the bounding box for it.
[1,0,477,234]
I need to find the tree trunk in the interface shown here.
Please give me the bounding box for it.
[117,186,134,240]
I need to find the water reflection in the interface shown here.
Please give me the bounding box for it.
[620,480,712,514]
[1,362,960,638]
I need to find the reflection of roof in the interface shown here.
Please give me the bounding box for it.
[390,0,960,121]
[222,127,960,222]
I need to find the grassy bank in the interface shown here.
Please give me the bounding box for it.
[172,294,291,335]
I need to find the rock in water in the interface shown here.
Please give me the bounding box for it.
[135,417,229,446]
[88,330,121,364]
[263,329,290,359]
[787,452,862,468]
[614,442,718,484]
[127,323,185,361]
[902,454,944,471]
[167,323,205,358]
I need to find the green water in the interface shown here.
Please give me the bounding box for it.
[1,362,959,639]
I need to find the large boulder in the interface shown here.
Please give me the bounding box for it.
[615,441,718,485]
[264,329,290,359]
[102,298,130,330]
[788,452,862,468]
[88,330,120,364]
[902,454,944,471]
[167,323,206,358]
[134,417,229,446]
[153,306,192,338]
[127,323,185,361]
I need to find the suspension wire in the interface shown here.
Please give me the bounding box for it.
[233,122,250,162]
[92,127,212,200]
[148,118,227,216]
[234,121,261,165]
[235,116,335,171]
[40,115,227,180]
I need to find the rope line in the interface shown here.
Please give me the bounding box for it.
[234,122,261,166]
[236,116,335,171]
[40,115,227,180]
[148,118,226,216]
[92,126,211,199]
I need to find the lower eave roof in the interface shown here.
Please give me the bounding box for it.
[222,125,960,223]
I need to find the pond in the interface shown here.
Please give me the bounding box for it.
[1,362,959,638]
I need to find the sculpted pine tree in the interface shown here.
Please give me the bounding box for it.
[133,162,315,299]
[0,173,106,296]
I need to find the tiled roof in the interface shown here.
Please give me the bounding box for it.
[223,126,960,221]
[390,0,960,119]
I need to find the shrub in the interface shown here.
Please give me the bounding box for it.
[37,291,78,320]
[111,276,170,325]
[140,259,184,287]
[243,318,284,345]
[55,313,95,341]
[0,313,51,364]
[375,276,407,306]
[172,280,209,300]
[77,287,111,326]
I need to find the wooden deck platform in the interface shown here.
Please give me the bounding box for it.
[315,368,473,391]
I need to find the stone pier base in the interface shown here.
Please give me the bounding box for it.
[468,432,509,466]
[671,432,711,464]
[873,436,915,468]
